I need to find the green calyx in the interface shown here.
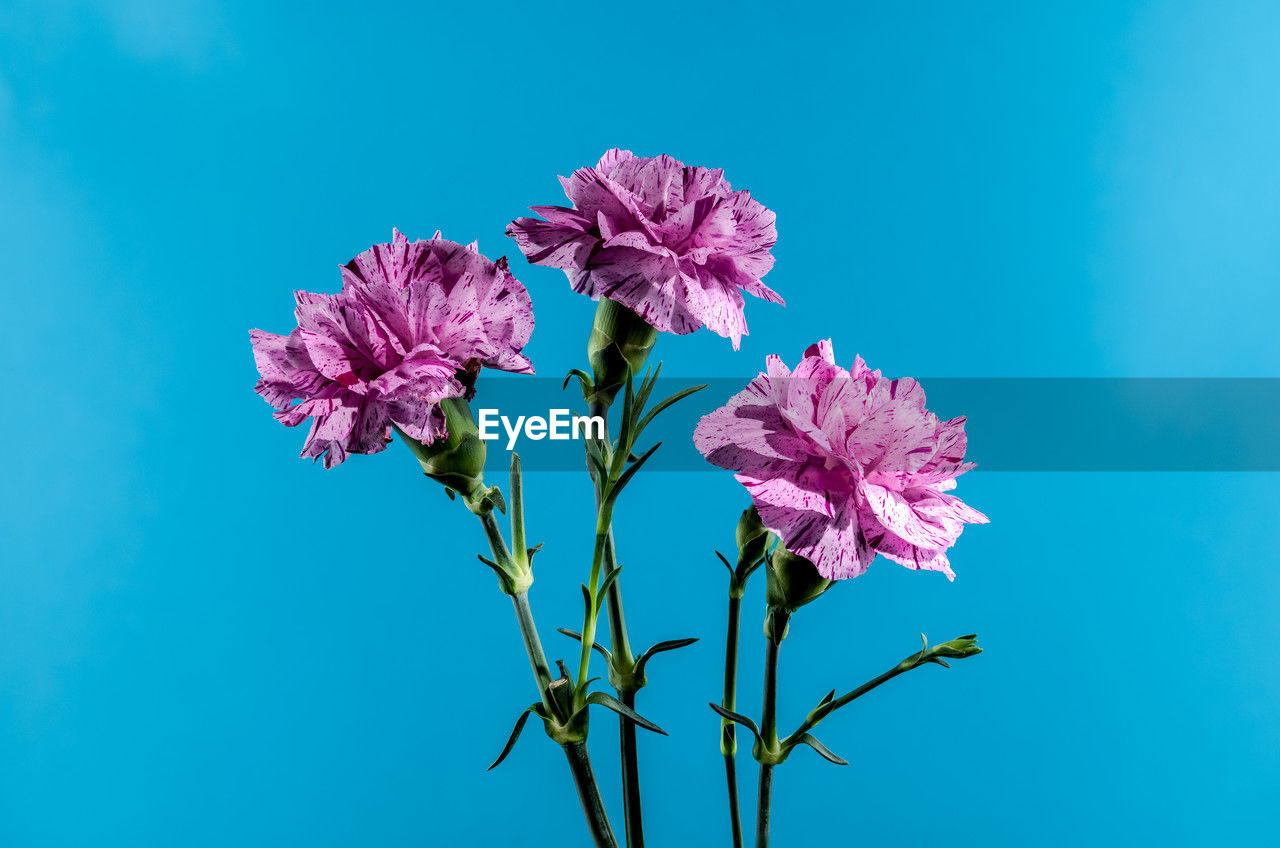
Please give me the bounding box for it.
[586,298,659,409]
[398,398,504,516]
[765,548,835,616]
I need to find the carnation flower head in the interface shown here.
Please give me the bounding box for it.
[507,148,781,349]
[250,229,534,468]
[694,341,987,580]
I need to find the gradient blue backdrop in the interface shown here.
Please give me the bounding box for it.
[3,2,1279,845]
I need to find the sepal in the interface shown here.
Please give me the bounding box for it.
[399,398,496,515]
[586,297,659,409]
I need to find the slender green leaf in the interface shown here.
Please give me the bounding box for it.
[595,566,624,611]
[635,637,699,679]
[634,362,662,425]
[587,691,667,735]
[609,441,661,502]
[708,702,762,743]
[791,732,848,766]
[636,383,708,435]
[556,628,612,662]
[715,550,735,577]
[562,368,593,400]
[488,704,541,770]
[526,542,544,566]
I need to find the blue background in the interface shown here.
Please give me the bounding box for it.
[3,1,1279,845]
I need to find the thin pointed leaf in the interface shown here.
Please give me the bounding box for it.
[611,374,637,478]
[584,437,609,481]
[634,362,662,425]
[791,732,848,766]
[595,566,624,611]
[635,637,699,679]
[557,628,611,662]
[636,383,707,435]
[562,369,592,400]
[526,542,544,566]
[741,552,767,582]
[708,702,763,743]
[608,442,661,503]
[476,554,508,584]
[715,550,735,577]
[587,691,667,735]
[626,368,653,441]
[488,704,540,770]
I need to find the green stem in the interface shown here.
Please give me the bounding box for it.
[588,399,645,848]
[796,653,929,736]
[479,510,553,700]
[721,593,744,848]
[828,665,911,713]
[589,400,637,669]
[510,590,554,710]
[619,689,643,848]
[475,509,617,848]
[756,609,789,848]
[578,518,611,688]
[564,741,622,848]
[756,764,774,848]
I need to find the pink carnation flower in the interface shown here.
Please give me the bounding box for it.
[694,341,987,580]
[506,148,781,349]
[250,229,534,468]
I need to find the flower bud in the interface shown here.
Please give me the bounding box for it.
[766,548,835,614]
[735,506,772,571]
[930,634,982,659]
[587,298,659,409]
[399,397,498,515]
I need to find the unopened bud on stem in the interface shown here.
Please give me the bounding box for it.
[736,506,772,571]
[766,548,835,615]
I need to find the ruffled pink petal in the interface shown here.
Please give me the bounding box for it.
[510,150,779,346]
[249,329,325,410]
[694,374,817,478]
[252,230,534,468]
[862,483,959,550]
[693,341,986,579]
[748,481,871,580]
